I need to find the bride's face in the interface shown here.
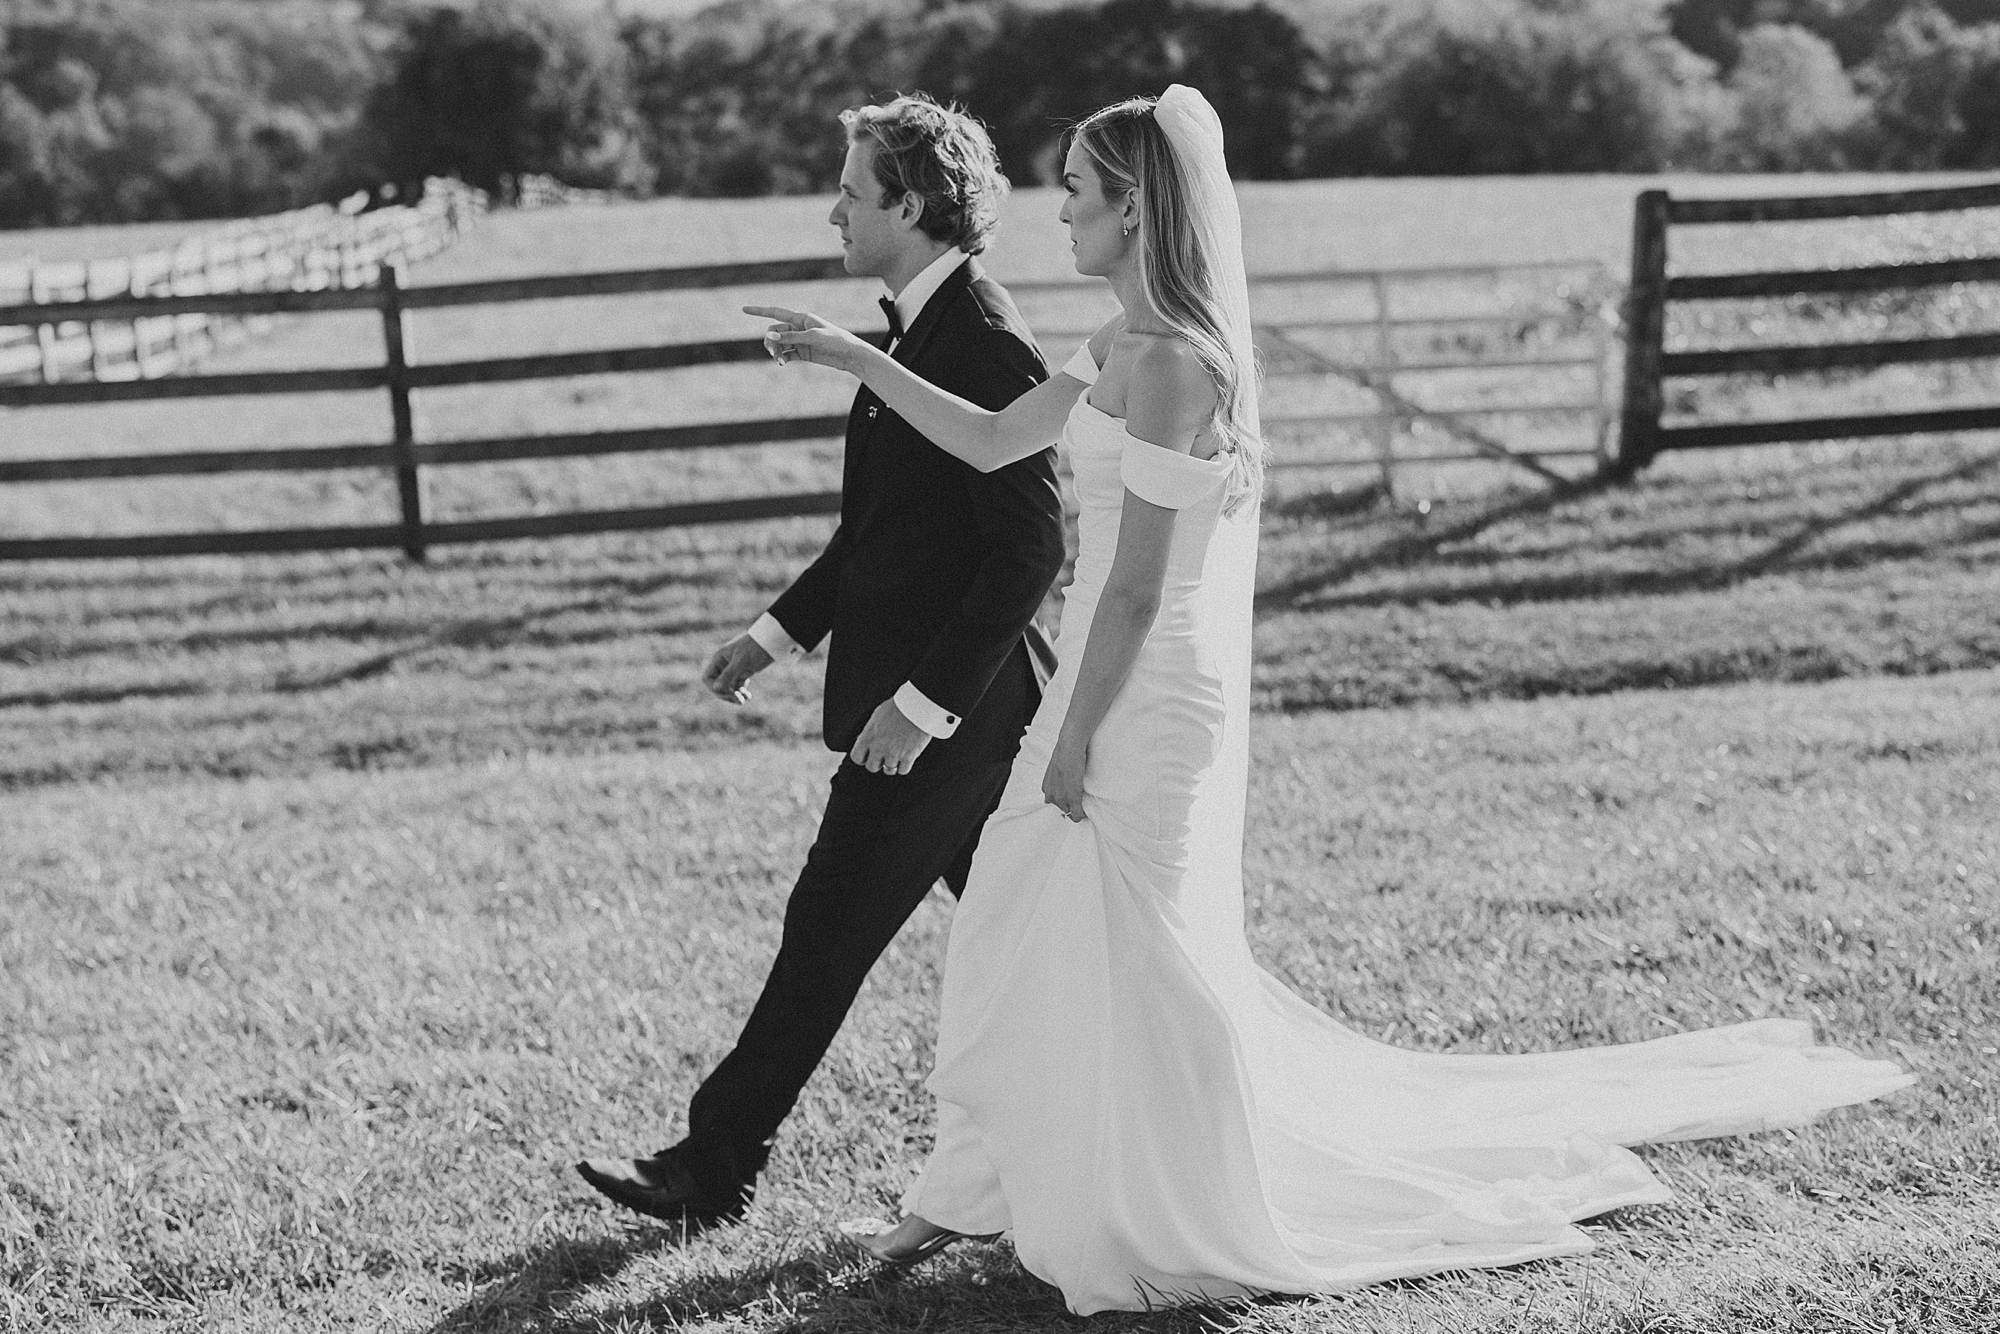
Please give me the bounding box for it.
[1059,141,1134,279]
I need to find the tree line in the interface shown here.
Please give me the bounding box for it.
[3,0,1998,230]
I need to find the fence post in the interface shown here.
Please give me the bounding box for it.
[1370,271,1396,498]
[171,244,195,367]
[1592,286,1613,466]
[28,260,61,385]
[85,259,111,380]
[1616,189,1670,476]
[126,256,151,378]
[377,264,427,561]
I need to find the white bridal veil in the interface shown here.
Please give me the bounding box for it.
[1151,84,1262,481]
[1151,84,1262,922]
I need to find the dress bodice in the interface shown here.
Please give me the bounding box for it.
[1058,343,1233,618]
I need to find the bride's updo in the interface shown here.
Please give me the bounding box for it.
[1067,96,1264,514]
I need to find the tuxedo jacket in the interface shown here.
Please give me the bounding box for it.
[766,258,1064,758]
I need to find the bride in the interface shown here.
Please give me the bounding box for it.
[747,85,1913,1315]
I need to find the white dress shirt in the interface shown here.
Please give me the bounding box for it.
[890,246,968,343]
[746,247,971,740]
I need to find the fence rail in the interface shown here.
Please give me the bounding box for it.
[0,179,485,389]
[1617,178,2000,472]
[1,258,1610,561]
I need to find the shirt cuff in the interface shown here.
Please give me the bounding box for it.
[892,681,962,739]
[748,612,805,662]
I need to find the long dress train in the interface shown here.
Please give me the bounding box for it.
[896,345,1915,1315]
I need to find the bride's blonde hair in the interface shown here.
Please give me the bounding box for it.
[1068,97,1264,514]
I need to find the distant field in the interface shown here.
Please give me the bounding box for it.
[6,170,1993,270]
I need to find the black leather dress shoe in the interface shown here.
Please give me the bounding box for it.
[574,1150,747,1225]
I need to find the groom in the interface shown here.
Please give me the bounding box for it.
[577,95,1065,1224]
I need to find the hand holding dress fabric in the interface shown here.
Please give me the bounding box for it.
[1040,741,1087,821]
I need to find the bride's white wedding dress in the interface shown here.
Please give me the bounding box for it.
[896,343,1916,1315]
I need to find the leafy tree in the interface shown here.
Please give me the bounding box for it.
[1305,0,1730,174]
[928,0,1325,182]
[1719,22,1868,166]
[0,78,55,226]
[360,0,649,200]
[1857,5,2000,166]
[1667,0,2000,70]
[0,0,390,225]
[622,0,940,197]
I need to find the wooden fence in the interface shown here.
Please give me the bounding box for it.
[997,262,1613,496]
[513,174,621,209]
[1237,261,1614,492]
[1617,179,2000,473]
[0,179,484,387]
[0,257,859,561]
[0,258,1612,562]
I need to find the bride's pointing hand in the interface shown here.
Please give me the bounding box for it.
[744,305,872,375]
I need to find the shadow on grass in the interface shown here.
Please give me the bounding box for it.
[1257,445,2000,615]
[508,1242,1595,1334]
[535,1252,889,1334]
[0,679,215,710]
[272,607,728,694]
[528,1246,1263,1334]
[1255,471,1618,612]
[268,561,735,695]
[266,557,744,694]
[427,1238,1007,1334]
[0,593,730,710]
[420,1223,726,1334]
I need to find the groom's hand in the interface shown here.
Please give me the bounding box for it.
[849,698,931,777]
[702,633,773,705]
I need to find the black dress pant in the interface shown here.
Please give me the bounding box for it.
[676,648,1036,1203]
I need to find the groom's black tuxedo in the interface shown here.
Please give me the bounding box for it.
[672,257,1065,1209]
[768,257,1062,754]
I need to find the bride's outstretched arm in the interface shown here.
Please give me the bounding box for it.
[744,305,1087,472]
[1040,339,1219,822]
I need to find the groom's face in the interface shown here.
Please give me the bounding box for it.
[830,139,914,280]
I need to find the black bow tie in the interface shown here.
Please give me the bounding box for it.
[878,296,905,344]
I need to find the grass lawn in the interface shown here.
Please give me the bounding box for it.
[4,669,1995,1332]
[4,432,1998,790]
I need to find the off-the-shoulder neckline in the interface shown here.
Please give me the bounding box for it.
[1075,394,1230,468]
[1075,343,1227,464]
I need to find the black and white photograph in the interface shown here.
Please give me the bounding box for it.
[2,0,1996,1330]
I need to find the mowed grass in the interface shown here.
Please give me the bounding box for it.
[4,670,1996,1332]
[4,431,1999,790]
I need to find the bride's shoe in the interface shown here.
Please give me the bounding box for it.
[837,1215,994,1268]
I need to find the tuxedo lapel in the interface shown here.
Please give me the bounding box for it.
[845,256,974,483]
[889,257,976,370]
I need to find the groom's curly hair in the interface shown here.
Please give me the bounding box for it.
[841,94,1008,256]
